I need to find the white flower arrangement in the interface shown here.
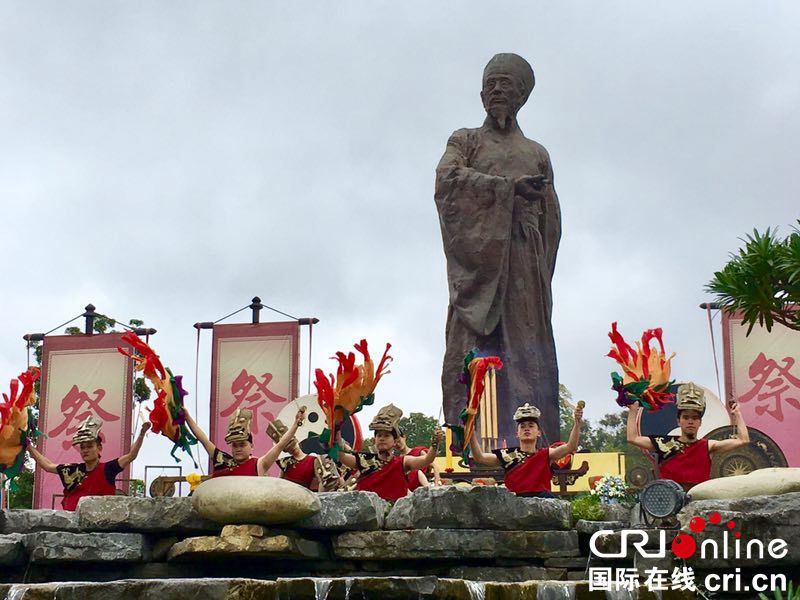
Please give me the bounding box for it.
[590,473,629,505]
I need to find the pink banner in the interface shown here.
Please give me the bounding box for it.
[210,322,299,474]
[34,333,134,509]
[722,310,800,467]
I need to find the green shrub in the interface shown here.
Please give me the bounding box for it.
[571,493,605,523]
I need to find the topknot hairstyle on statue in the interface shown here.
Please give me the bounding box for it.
[483,53,536,104]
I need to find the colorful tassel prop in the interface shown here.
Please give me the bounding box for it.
[607,322,677,411]
[0,368,41,483]
[313,339,392,458]
[118,333,197,464]
[453,349,503,461]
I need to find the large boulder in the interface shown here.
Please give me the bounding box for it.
[192,476,320,525]
[688,467,800,500]
[678,492,800,568]
[332,529,579,560]
[0,509,79,534]
[24,531,148,563]
[385,485,571,530]
[77,496,220,533]
[294,491,388,531]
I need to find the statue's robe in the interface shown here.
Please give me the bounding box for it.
[435,123,561,443]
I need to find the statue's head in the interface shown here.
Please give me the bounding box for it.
[481,53,535,129]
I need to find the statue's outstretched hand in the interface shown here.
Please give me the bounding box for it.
[515,175,549,201]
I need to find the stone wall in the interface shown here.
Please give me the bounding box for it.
[2,487,800,599]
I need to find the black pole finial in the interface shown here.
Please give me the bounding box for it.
[699,302,723,310]
[83,304,97,335]
[250,296,264,324]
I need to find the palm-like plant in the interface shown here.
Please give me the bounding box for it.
[759,580,798,600]
[707,222,800,334]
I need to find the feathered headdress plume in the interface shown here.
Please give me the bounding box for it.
[607,322,676,411]
[313,339,392,459]
[449,349,503,461]
[118,332,197,463]
[0,368,42,484]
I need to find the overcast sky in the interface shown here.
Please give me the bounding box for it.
[2,2,798,480]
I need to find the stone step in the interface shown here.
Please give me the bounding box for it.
[333,529,579,560]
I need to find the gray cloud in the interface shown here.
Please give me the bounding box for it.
[2,2,798,477]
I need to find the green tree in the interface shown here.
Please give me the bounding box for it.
[129,478,145,498]
[707,223,800,333]
[558,384,649,481]
[8,469,33,508]
[559,384,596,450]
[398,412,445,452]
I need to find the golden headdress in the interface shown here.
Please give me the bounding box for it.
[513,403,541,423]
[266,419,288,444]
[368,403,403,437]
[72,415,103,446]
[676,383,705,416]
[224,409,253,444]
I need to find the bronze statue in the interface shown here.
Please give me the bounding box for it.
[435,53,561,444]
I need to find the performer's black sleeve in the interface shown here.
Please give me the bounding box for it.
[104,459,123,484]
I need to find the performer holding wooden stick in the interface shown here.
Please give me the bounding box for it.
[337,404,442,501]
[265,412,332,490]
[395,428,443,490]
[28,416,150,511]
[184,406,305,478]
[470,401,583,497]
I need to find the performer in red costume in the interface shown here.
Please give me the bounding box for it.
[185,406,305,478]
[28,416,150,511]
[265,417,319,489]
[395,429,442,491]
[627,382,749,491]
[338,404,442,501]
[470,401,583,497]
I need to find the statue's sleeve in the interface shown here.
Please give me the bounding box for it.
[540,149,562,279]
[434,129,516,336]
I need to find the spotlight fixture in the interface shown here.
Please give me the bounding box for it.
[639,479,687,525]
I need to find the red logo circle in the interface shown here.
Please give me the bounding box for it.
[672,533,697,559]
[689,516,706,533]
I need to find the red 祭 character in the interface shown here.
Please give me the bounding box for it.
[48,385,119,451]
[223,369,288,434]
[739,353,800,422]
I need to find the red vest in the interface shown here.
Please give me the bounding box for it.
[62,462,117,511]
[210,456,259,478]
[282,454,316,488]
[356,455,409,501]
[502,448,552,495]
[659,438,711,488]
